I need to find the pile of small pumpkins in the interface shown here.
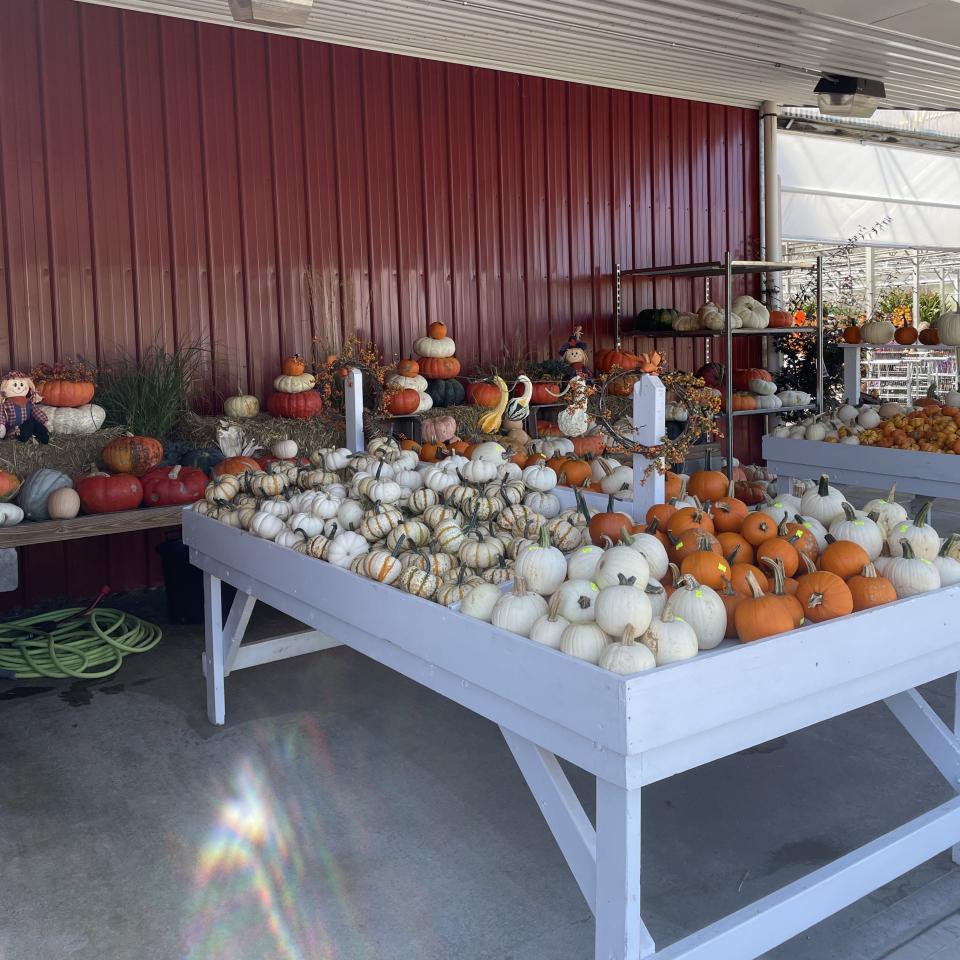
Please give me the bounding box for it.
[774,389,960,454]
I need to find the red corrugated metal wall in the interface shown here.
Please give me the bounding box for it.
[0,0,759,609]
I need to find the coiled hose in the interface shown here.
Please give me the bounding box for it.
[0,605,162,679]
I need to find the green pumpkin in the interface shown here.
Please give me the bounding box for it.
[426,378,465,408]
[179,446,222,473]
[18,468,73,521]
[634,307,678,331]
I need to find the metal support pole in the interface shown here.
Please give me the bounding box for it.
[725,253,735,480]
[864,246,875,316]
[817,255,825,413]
[761,101,781,307]
[913,253,921,326]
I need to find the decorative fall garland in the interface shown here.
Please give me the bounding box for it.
[312,336,390,425]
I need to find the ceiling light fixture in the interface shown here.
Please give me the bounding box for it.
[814,74,886,119]
[228,0,313,27]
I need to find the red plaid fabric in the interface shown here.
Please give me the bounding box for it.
[1,397,47,430]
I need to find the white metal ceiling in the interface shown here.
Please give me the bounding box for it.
[76,0,960,110]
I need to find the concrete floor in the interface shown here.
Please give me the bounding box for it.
[3,485,960,960]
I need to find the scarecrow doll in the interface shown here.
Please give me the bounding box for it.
[560,326,592,380]
[0,371,49,443]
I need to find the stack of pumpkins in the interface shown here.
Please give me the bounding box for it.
[385,358,432,416]
[414,322,465,409]
[266,354,321,420]
[34,371,105,436]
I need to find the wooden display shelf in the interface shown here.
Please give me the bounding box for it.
[0,504,184,548]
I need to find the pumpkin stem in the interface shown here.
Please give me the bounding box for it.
[726,544,741,565]
[375,459,385,480]
[645,581,665,599]
[719,574,736,597]
[861,562,878,579]
[695,531,712,552]
[667,561,682,587]
[759,555,787,595]
[841,501,857,522]
[798,552,817,575]
[824,533,837,545]
[743,570,765,600]
[390,533,406,557]
[619,526,636,546]
[677,476,689,501]
[867,509,880,523]
[940,534,960,559]
[617,573,637,586]
[647,516,661,536]
[914,500,931,528]
[574,487,592,525]
[777,512,791,537]
[538,524,551,549]
[885,482,898,504]
[817,474,831,497]
[513,576,527,596]
[621,624,638,646]
[605,493,616,514]
[899,538,917,560]
[547,592,562,622]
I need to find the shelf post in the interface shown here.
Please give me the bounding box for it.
[632,375,665,521]
[724,252,735,480]
[345,367,364,453]
[816,255,825,415]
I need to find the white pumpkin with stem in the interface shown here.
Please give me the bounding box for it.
[309,492,341,520]
[641,607,698,666]
[863,483,908,537]
[886,502,939,560]
[828,502,883,560]
[522,463,558,492]
[836,402,859,424]
[274,528,305,549]
[288,512,325,537]
[407,488,439,515]
[272,439,298,460]
[528,594,569,649]
[470,442,506,462]
[497,461,522,481]
[886,540,941,598]
[799,475,846,526]
[933,535,960,587]
[599,465,633,496]
[336,499,364,531]
[857,407,882,429]
[551,578,600,623]
[595,574,653,637]
[559,622,609,665]
[514,525,567,596]
[664,574,725,650]
[567,544,604,581]
[599,624,657,675]
[461,458,499,485]
[589,457,620,483]
[619,527,669,581]
[491,577,548,637]
[593,543,650,590]
[327,530,369,568]
[861,319,895,344]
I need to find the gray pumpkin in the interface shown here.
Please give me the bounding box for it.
[18,468,73,521]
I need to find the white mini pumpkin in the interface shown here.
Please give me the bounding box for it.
[460,582,506,621]
[664,575,725,650]
[885,540,941,598]
[551,578,600,623]
[641,611,698,665]
[593,545,650,590]
[599,625,657,675]
[514,526,567,595]
[413,335,457,358]
[567,544,604,581]
[885,503,939,560]
[595,576,653,637]
[559,622,609,665]
[492,578,548,637]
[528,595,569,649]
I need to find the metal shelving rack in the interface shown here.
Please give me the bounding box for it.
[614,252,824,480]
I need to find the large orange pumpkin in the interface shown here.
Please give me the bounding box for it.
[559,459,592,487]
[37,379,96,407]
[267,390,322,419]
[101,435,164,476]
[530,382,562,404]
[595,348,640,374]
[418,356,461,379]
[767,310,794,328]
[571,434,605,457]
[281,353,306,376]
[687,464,727,503]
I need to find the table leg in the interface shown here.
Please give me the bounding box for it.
[954,672,960,866]
[203,571,225,725]
[595,778,655,960]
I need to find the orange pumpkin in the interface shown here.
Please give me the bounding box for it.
[842,326,862,344]
[212,455,261,478]
[399,438,422,452]
[0,470,20,502]
[419,442,445,462]
[756,536,800,578]
[670,528,720,564]
[848,562,897,611]
[594,348,640,374]
[449,439,471,455]
[719,578,743,639]
[428,321,448,339]
[559,459,592,487]
[895,322,918,345]
[581,492,631,546]
[397,358,420,377]
[281,353,306,376]
[687,461,727,503]
[37,379,96,407]
[731,392,757,411]
[470,381,504,409]
[819,537,869,580]
[418,356,461,379]
[740,512,778,547]
[767,309,794,328]
[718,531,753,565]
[664,472,683,501]
[571,434,606,457]
[919,327,940,345]
[646,502,676,530]
[795,563,853,622]
[667,507,715,539]
[385,388,421,415]
[734,571,797,643]
[101,435,164,476]
[680,537,731,590]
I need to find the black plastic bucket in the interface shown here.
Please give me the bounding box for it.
[156,536,236,624]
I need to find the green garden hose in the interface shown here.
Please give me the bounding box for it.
[0,606,161,680]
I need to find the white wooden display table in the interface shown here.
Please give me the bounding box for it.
[185,506,960,960]
[762,435,960,499]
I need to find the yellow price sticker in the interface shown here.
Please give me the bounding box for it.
[718,563,727,573]
[694,589,703,598]
[675,540,684,550]
[590,582,599,591]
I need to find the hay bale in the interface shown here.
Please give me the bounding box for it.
[0,427,127,480]
[172,412,345,454]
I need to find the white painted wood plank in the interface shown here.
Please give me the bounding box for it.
[183,511,628,752]
[223,592,257,674]
[594,779,655,960]
[654,796,960,960]
[232,629,342,670]
[345,367,364,453]
[953,672,960,866]
[843,344,861,404]
[762,436,960,499]
[633,375,665,524]
[501,727,597,914]
[203,572,225,725]
[886,690,960,790]
[624,586,960,771]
